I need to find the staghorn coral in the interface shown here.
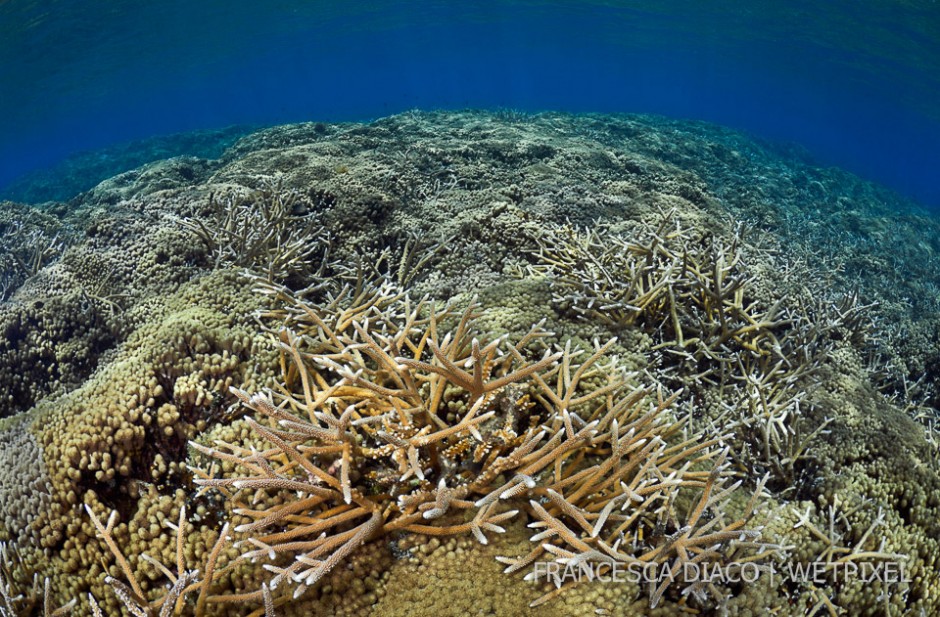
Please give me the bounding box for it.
[0,542,76,617]
[523,212,874,490]
[0,270,276,616]
[85,503,215,617]
[181,182,331,285]
[190,284,772,613]
[0,196,213,418]
[0,203,73,303]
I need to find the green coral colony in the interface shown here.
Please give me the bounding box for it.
[2,111,940,616]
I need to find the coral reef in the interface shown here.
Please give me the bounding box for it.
[1,110,939,616]
[0,203,72,301]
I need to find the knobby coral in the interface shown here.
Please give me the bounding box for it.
[1,542,75,617]
[2,112,936,617]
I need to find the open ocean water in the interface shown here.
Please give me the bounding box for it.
[1,1,939,206]
[2,2,940,617]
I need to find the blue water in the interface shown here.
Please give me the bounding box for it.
[1,0,938,207]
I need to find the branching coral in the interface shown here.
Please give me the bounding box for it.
[526,213,794,362]
[84,503,236,617]
[0,542,75,617]
[190,282,773,613]
[0,215,71,302]
[785,500,911,616]
[180,182,330,284]
[523,212,874,489]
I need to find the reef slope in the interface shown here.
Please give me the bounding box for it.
[1,111,939,616]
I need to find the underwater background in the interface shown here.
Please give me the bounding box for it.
[4,2,940,617]
[1,0,939,207]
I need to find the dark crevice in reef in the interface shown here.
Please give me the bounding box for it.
[0,295,117,418]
